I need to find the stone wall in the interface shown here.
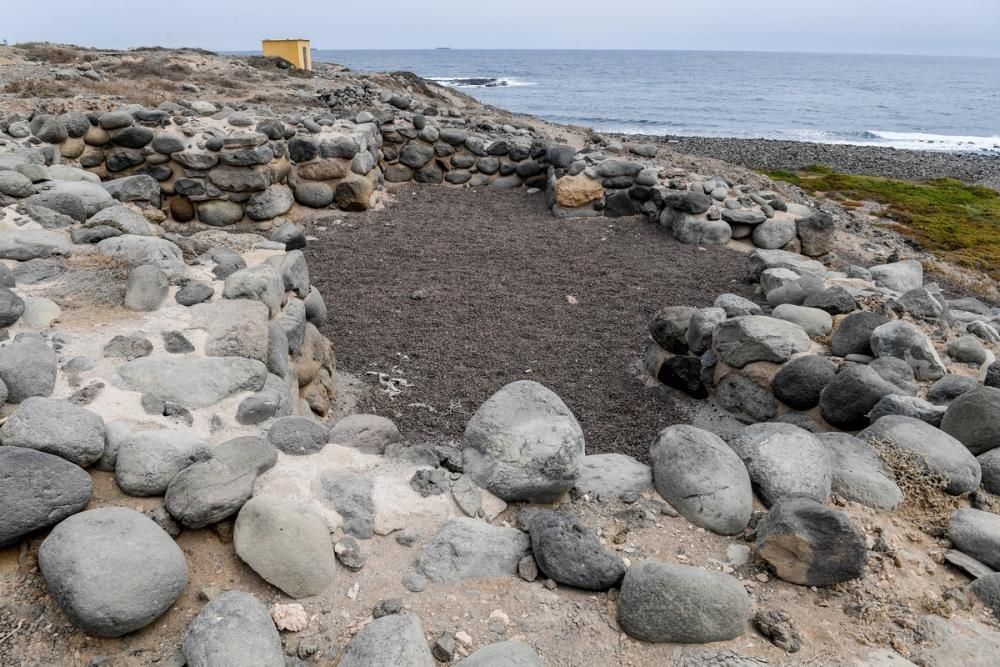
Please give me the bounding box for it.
[3,102,835,261]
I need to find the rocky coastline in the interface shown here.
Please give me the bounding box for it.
[621,133,1000,190]
[2,43,1000,667]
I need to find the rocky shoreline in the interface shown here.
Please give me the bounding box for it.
[3,43,1000,667]
[618,133,1000,190]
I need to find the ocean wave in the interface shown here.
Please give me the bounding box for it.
[786,129,1000,153]
[428,76,537,88]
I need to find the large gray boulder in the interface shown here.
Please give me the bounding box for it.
[858,415,981,495]
[97,235,185,277]
[940,387,1000,455]
[747,248,825,280]
[103,174,162,207]
[648,306,696,353]
[165,436,277,528]
[751,218,797,249]
[727,423,831,506]
[265,250,309,298]
[819,357,916,430]
[927,374,979,406]
[817,433,902,511]
[416,517,530,584]
[0,334,58,402]
[686,307,727,355]
[183,592,283,667]
[617,560,750,643]
[870,320,946,380]
[772,304,833,338]
[771,355,837,410]
[671,215,732,245]
[714,293,762,318]
[713,316,811,368]
[526,510,625,590]
[649,425,752,535]
[38,508,188,637]
[189,299,270,363]
[233,495,337,598]
[0,448,92,547]
[115,430,211,497]
[0,287,25,328]
[755,497,868,586]
[320,470,375,538]
[979,449,1000,495]
[84,206,152,236]
[0,229,72,261]
[969,573,1000,617]
[870,259,923,293]
[573,453,652,499]
[715,371,779,423]
[267,415,328,455]
[869,394,947,426]
[124,264,169,311]
[327,414,403,453]
[830,311,890,357]
[339,613,434,667]
[455,641,544,667]
[0,397,105,467]
[463,381,585,503]
[223,265,284,318]
[113,355,267,408]
[796,211,835,256]
[246,184,294,221]
[948,508,1000,570]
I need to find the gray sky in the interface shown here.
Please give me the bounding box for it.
[6,0,999,57]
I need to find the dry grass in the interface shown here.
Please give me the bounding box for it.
[47,254,131,309]
[195,72,247,92]
[4,78,70,97]
[81,79,177,107]
[107,55,192,82]
[872,438,965,535]
[14,42,83,63]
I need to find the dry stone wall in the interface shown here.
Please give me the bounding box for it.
[4,99,836,262]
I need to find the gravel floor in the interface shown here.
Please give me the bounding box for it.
[618,134,1000,190]
[305,185,759,459]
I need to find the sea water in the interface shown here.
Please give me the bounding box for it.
[313,49,1000,154]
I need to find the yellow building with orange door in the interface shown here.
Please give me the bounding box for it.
[261,39,312,71]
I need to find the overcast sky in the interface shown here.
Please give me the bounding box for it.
[5,0,999,57]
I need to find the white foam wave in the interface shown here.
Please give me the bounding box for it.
[787,129,1000,154]
[428,76,537,89]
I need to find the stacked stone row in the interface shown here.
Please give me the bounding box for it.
[0,104,384,227]
[646,247,1000,526]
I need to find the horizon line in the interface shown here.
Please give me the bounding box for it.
[6,42,996,60]
[241,46,1000,60]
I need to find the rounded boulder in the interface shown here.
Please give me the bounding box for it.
[463,380,585,503]
[617,560,749,643]
[38,507,188,637]
[0,447,93,548]
[940,387,1000,456]
[649,425,752,535]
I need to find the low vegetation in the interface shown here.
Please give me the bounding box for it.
[13,42,85,63]
[4,78,70,97]
[769,165,1000,280]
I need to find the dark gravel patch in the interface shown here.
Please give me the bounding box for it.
[618,134,1000,191]
[305,185,758,459]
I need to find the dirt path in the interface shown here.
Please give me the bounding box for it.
[305,185,760,460]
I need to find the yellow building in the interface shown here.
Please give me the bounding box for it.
[261,38,312,71]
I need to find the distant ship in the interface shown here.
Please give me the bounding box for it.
[435,47,452,50]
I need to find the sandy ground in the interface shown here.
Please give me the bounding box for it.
[303,185,760,460]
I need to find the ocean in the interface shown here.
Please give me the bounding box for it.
[312,50,1000,154]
